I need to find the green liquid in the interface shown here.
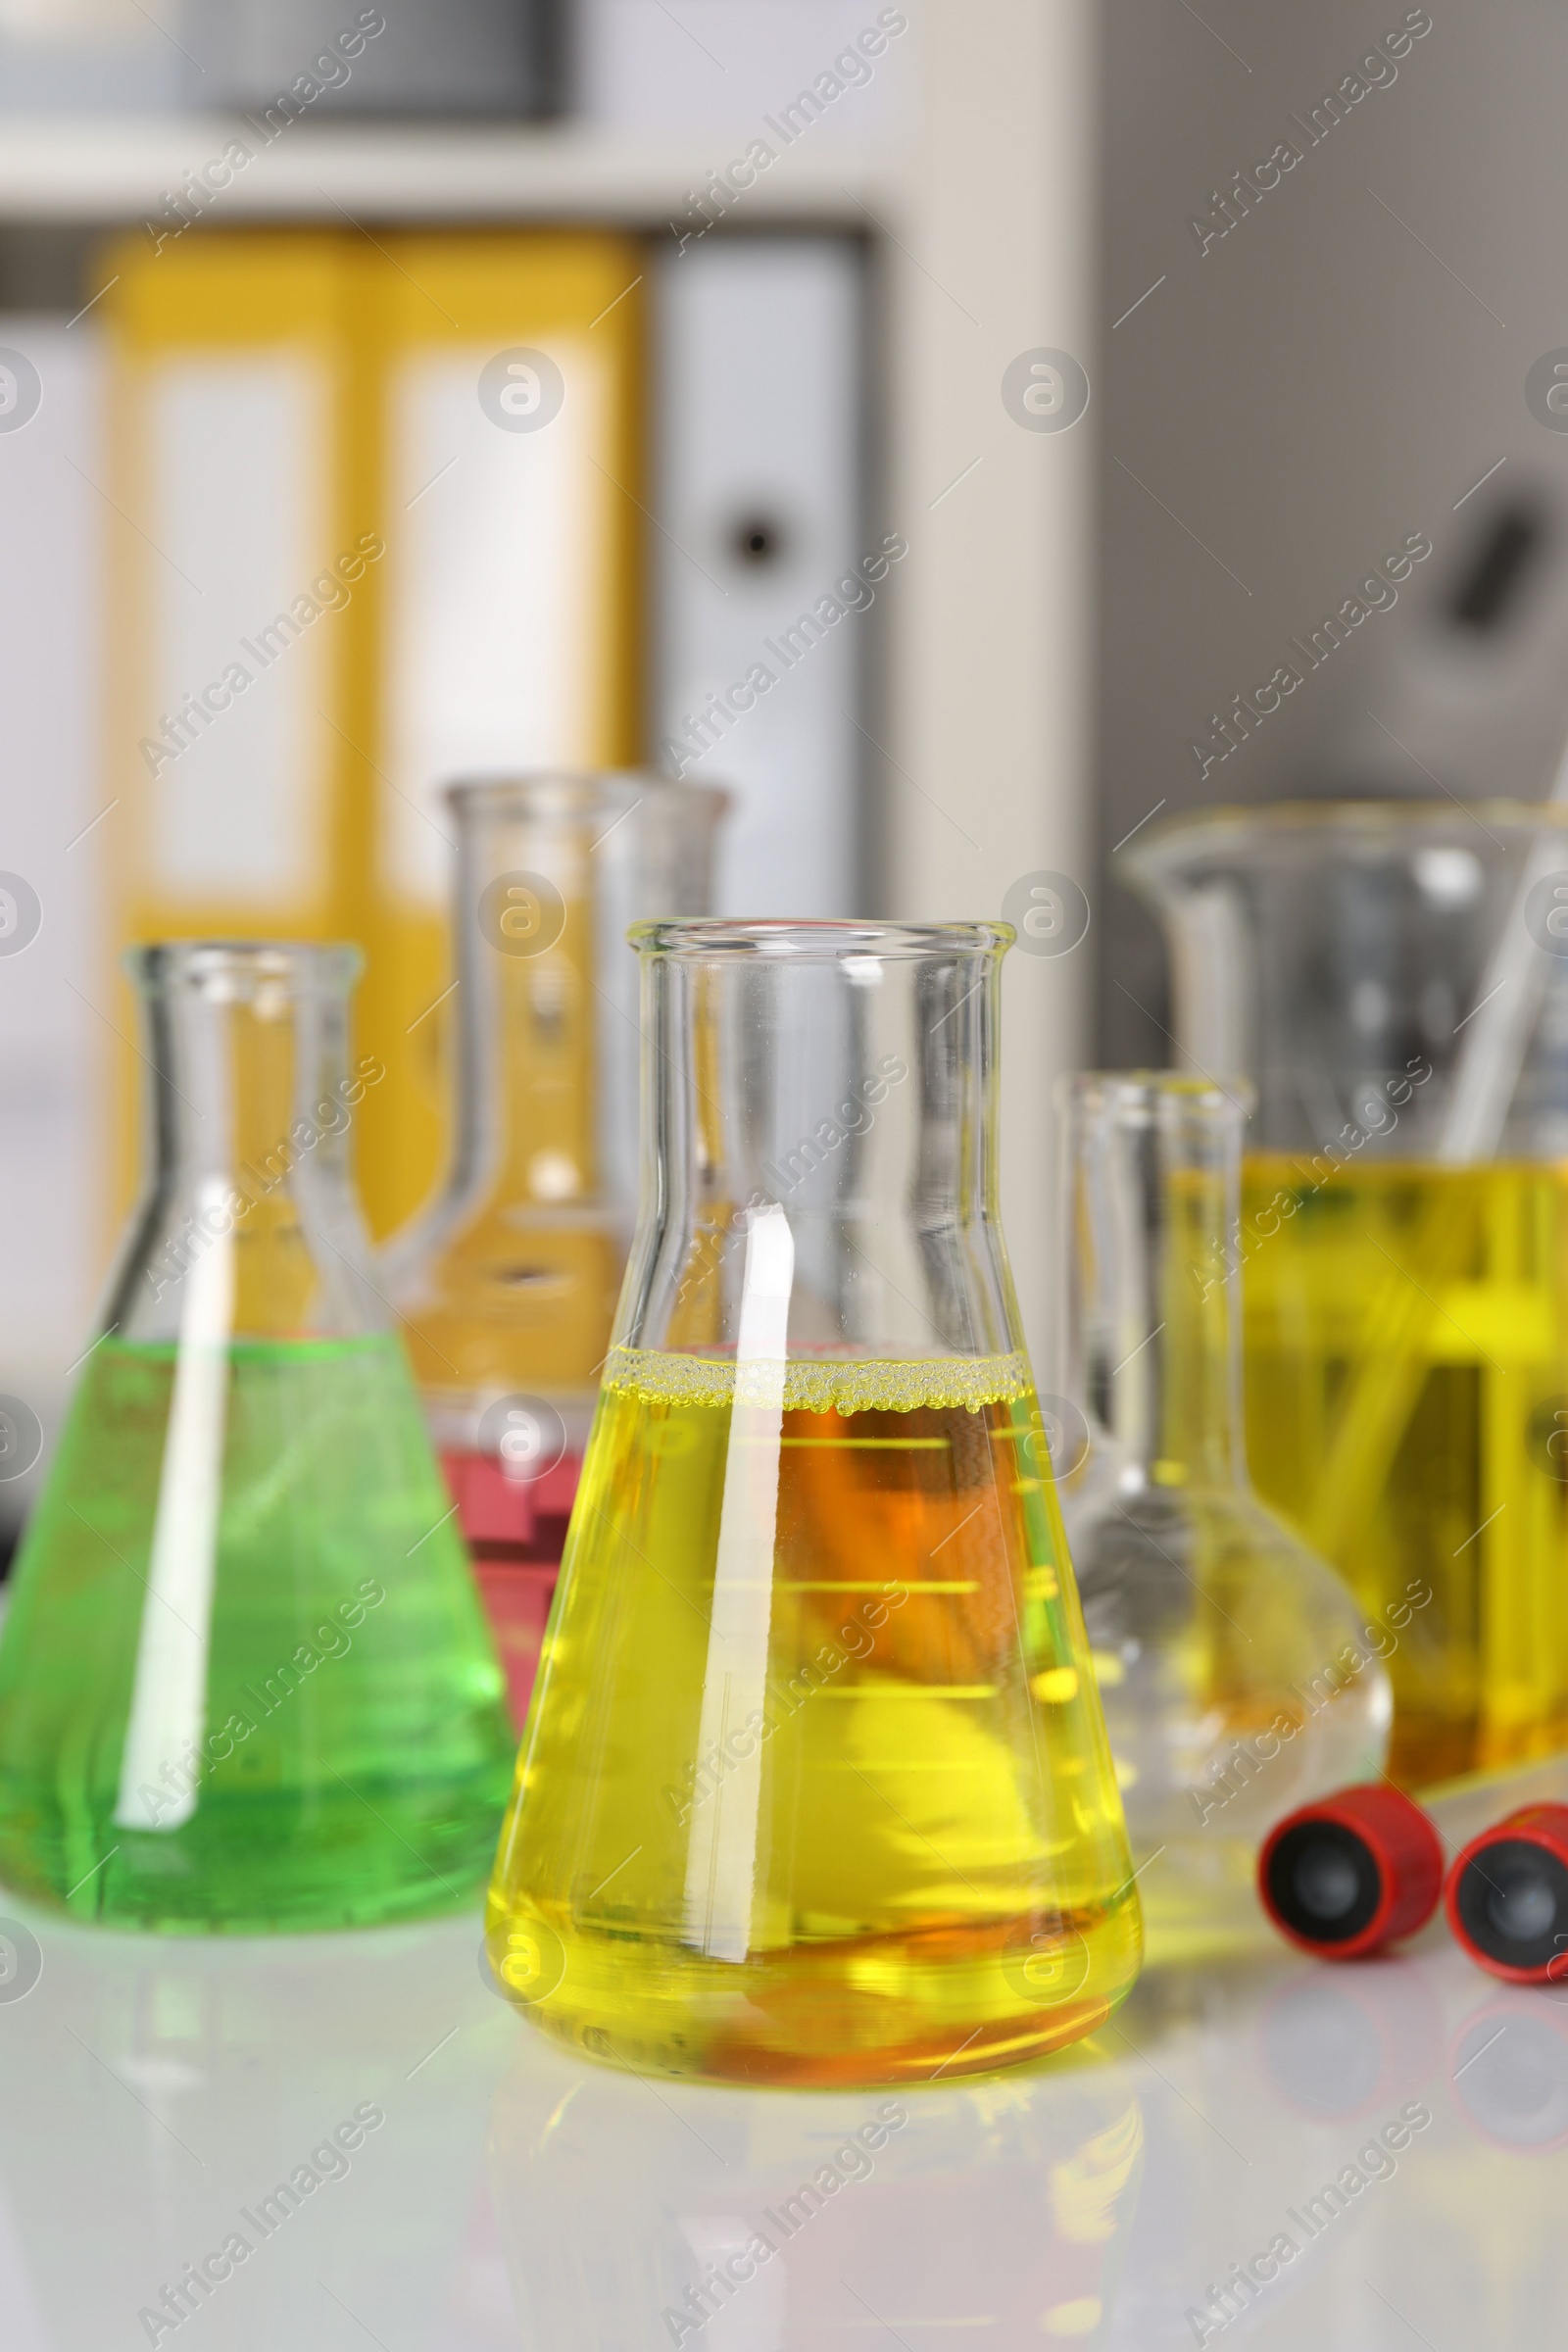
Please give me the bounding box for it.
[0,1335,515,1932]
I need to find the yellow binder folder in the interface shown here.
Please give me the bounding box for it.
[101,226,644,1239]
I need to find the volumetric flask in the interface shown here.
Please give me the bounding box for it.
[0,943,514,1932]
[1055,1075,1391,1963]
[384,775,725,1720]
[485,919,1142,2085]
[1128,802,1568,1785]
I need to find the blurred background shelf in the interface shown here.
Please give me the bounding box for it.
[0,120,896,222]
[0,0,1096,1554]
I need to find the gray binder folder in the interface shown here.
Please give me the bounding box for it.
[653,235,869,919]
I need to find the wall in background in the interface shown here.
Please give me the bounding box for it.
[1097,0,1568,1063]
[0,318,103,1535]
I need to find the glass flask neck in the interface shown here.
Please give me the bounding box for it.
[381,773,726,1434]
[443,775,726,1220]
[619,920,1023,1363]
[1065,1073,1249,1494]
[107,942,384,1344]
[447,819,592,1214]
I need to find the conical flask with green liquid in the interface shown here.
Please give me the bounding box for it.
[0,942,514,1932]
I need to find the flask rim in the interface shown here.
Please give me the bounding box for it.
[627,916,1015,959]
[444,768,730,819]
[1066,1067,1256,1116]
[122,940,363,995]
[1125,796,1568,886]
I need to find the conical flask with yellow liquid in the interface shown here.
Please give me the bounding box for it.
[485,918,1142,2084]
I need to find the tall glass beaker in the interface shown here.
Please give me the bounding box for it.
[485,919,1141,2086]
[1055,1074,1390,1962]
[0,943,514,1931]
[384,775,725,1719]
[1127,802,1568,1785]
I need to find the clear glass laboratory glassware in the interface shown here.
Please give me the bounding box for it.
[0,943,514,1932]
[383,773,726,1721]
[1054,1075,1391,1964]
[485,918,1142,2087]
[1127,802,1568,1786]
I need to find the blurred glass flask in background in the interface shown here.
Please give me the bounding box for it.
[384,775,726,1721]
[1054,1074,1391,1965]
[1131,804,1568,1785]
[0,943,514,1931]
[486,918,1142,2086]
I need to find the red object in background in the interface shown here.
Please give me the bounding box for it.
[1258,1784,1444,1959]
[1446,1803,1568,1984]
[442,1448,582,1727]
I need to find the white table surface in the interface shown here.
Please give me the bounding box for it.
[0,1877,1558,2352]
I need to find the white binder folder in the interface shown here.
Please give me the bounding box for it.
[654,236,868,918]
[0,318,106,1515]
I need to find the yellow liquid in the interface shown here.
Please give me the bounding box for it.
[485,1349,1141,2085]
[1242,1156,1568,1785]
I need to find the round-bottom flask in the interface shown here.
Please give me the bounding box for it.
[1055,1075,1392,1963]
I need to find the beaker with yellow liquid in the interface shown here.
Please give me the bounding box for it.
[1129,803,1568,1786]
[384,776,725,1718]
[485,919,1141,2085]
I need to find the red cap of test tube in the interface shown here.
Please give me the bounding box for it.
[1258,1784,1445,1959]
[1446,1804,1568,1984]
